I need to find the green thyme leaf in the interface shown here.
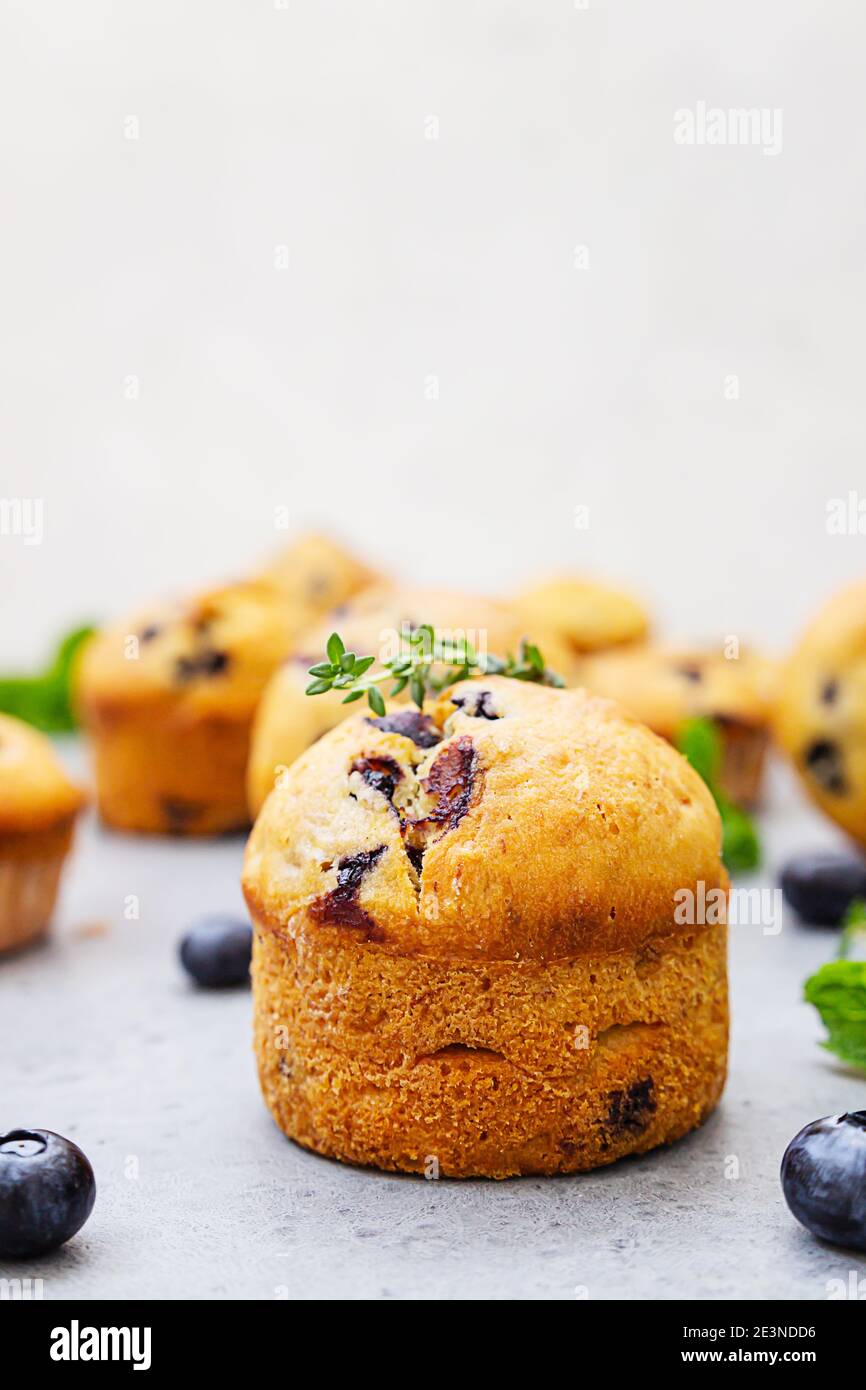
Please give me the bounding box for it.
[410,674,426,709]
[305,625,565,716]
[523,641,544,674]
[804,958,866,1071]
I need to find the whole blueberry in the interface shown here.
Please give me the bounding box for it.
[179,916,253,988]
[0,1129,96,1258]
[780,851,866,926]
[781,1112,866,1250]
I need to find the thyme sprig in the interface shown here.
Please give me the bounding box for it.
[306,625,564,717]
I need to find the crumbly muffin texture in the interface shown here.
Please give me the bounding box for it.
[246,584,577,815]
[776,580,866,849]
[244,677,728,1177]
[514,575,650,654]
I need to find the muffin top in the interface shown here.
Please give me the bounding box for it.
[245,583,578,812]
[775,580,866,804]
[0,714,84,833]
[259,532,378,613]
[77,581,301,718]
[243,675,724,963]
[514,575,649,653]
[578,644,776,739]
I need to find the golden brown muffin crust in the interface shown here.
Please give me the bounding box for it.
[77,581,301,720]
[577,644,776,739]
[259,532,379,612]
[246,676,728,1178]
[0,714,84,834]
[253,920,727,1177]
[513,574,650,654]
[244,676,724,963]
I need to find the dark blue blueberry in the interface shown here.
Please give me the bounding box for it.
[803,739,848,795]
[780,851,866,926]
[451,689,501,719]
[179,915,253,987]
[0,1129,96,1258]
[781,1112,866,1250]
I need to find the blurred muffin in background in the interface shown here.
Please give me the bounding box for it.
[246,584,576,815]
[77,581,301,835]
[776,580,866,849]
[513,574,650,657]
[0,714,84,953]
[259,532,379,617]
[578,645,776,808]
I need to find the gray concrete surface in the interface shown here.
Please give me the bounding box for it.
[2,744,866,1301]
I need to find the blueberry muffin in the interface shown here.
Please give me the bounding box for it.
[259,532,379,615]
[578,645,776,808]
[77,582,302,835]
[243,676,728,1178]
[246,584,577,815]
[514,575,649,655]
[776,581,866,849]
[0,715,84,953]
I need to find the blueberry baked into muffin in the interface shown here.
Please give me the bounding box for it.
[0,714,84,953]
[246,584,577,815]
[578,645,776,808]
[243,677,728,1178]
[513,574,650,655]
[776,581,866,849]
[77,581,301,835]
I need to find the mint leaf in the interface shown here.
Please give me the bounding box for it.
[840,899,866,961]
[718,798,761,873]
[0,625,95,732]
[676,717,723,788]
[676,716,761,874]
[804,959,866,1071]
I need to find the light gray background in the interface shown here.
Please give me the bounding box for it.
[3,0,866,661]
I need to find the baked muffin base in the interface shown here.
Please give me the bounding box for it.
[252,917,728,1179]
[717,720,769,809]
[85,705,252,835]
[0,819,76,954]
